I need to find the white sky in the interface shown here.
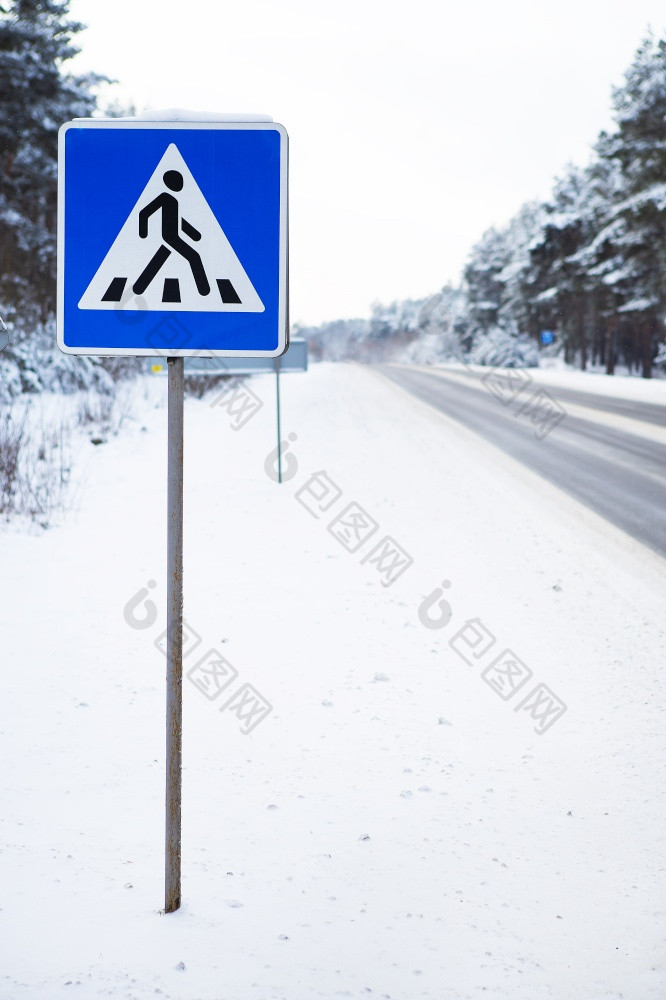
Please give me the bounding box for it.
[68,0,666,326]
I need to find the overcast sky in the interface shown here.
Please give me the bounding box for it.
[68,0,666,326]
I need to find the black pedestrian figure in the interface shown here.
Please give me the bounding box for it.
[133,170,210,296]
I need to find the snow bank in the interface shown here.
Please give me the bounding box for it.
[0,363,663,999]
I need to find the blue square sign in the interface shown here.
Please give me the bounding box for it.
[57,119,288,357]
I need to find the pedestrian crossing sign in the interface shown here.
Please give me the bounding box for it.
[57,118,288,357]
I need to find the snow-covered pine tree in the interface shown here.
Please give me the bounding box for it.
[495,201,546,341]
[568,145,640,374]
[464,204,545,362]
[528,162,613,370]
[595,33,666,376]
[463,226,509,336]
[0,0,104,321]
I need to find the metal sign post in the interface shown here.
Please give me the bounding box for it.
[57,112,288,914]
[165,356,184,912]
[152,338,307,376]
[274,357,282,484]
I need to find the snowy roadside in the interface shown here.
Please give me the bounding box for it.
[394,362,666,445]
[0,362,664,1000]
[0,377,163,528]
[518,363,666,402]
[430,359,666,405]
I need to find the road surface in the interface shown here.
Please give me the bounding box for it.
[377,364,666,558]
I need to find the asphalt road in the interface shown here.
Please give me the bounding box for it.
[377,364,666,558]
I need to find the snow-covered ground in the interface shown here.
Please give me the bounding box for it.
[503,362,666,403]
[399,362,666,446]
[0,362,664,1000]
[432,359,666,404]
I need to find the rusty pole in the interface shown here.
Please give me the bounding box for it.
[165,356,184,912]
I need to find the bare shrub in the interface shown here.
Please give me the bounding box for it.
[0,403,72,525]
[184,374,240,399]
[0,406,28,513]
[77,382,135,437]
[97,356,144,382]
[77,391,114,428]
[19,416,72,524]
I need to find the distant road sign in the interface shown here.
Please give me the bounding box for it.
[58,119,288,358]
[151,337,308,376]
[541,330,555,345]
[150,338,307,376]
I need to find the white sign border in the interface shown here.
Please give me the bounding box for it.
[57,119,288,358]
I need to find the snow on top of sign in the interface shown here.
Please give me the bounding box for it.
[80,109,274,123]
[134,109,274,122]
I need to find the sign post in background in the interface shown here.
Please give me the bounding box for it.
[150,340,308,487]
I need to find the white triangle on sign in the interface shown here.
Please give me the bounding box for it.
[78,143,264,313]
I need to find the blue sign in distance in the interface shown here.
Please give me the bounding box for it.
[57,119,288,357]
[540,330,555,345]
